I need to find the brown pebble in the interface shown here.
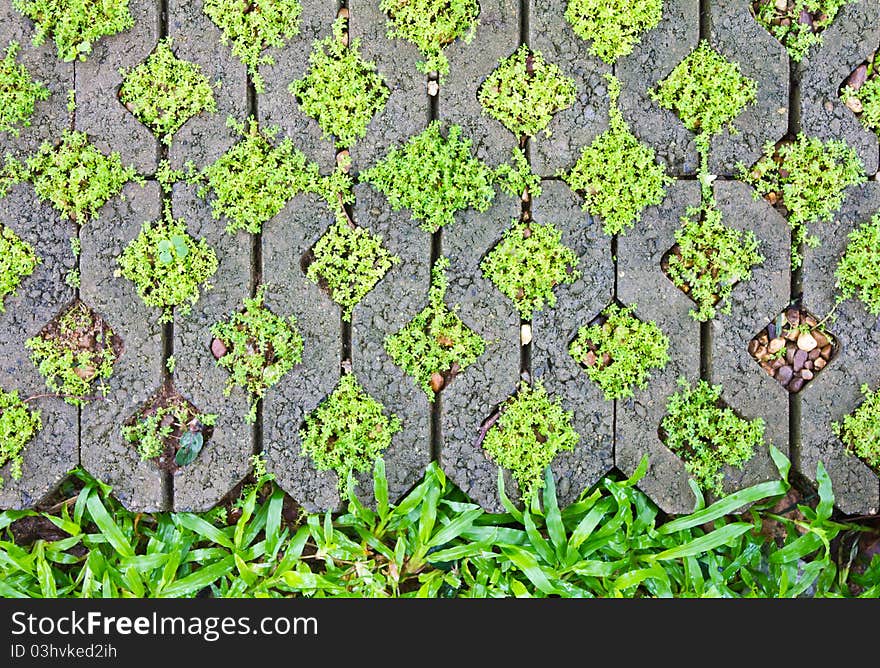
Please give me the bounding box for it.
[211,338,227,359]
[820,344,832,358]
[756,344,768,359]
[337,7,349,19]
[776,366,794,384]
[812,330,828,348]
[785,328,799,342]
[786,308,800,326]
[814,357,827,370]
[793,349,807,371]
[789,377,805,393]
[600,352,612,367]
[786,342,797,364]
[748,339,760,356]
[798,9,813,27]
[801,369,814,381]
[808,347,821,361]
[768,337,785,354]
[847,64,868,91]
[804,359,813,371]
[797,331,818,352]
[430,372,444,393]
[584,350,597,367]
[760,361,774,375]
[758,332,769,345]
[771,358,786,371]
[774,0,787,11]
[845,96,864,114]
[804,315,817,327]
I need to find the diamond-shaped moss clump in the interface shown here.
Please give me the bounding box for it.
[361,122,495,233]
[118,38,216,146]
[210,285,303,424]
[13,0,134,62]
[0,42,50,137]
[660,379,764,497]
[565,0,663,64]
[837,212,880,315]
[752,0,853,62]
[123,382,217,470]
[380,0,479,79]
[0,388,42,488]
[662,202,763,321]
[305,218,398,322]
[25,300,122,405]
[300,373,401,495]
[202,0,302,92]
[570,303,670,401]
[117,206,218,323]
[478,45,577,140]
[481,381,579,502]
[652,40,757,140]
[289,18,389,148]
[385,257,485,399]
[481,219,579,319]
[840,55,880,134]
[0,223,39,313]
[833,383,880,475]
[562,75,669,236]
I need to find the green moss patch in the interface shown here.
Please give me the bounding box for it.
[202,0,302,92]
[481,219,579,320]
[661,379,765,497]
[478,45,577,139]
[26,300,122,405]
[300,373,401,495]
[569,303,670,400]
[752,0,853,62]
[305,218,398,322]
[836,212,880,315]
[0,223,39,313]
[118,38,217,146]
[289,18,389,148]
[565,0,663,64]
[380,0,479,79]
[361,122,495,233]
[0,42,50,137]
[117,206,218,323]
[481,381,579,502]
[563,75,669,236]
[832,383,880,474]
[0,388,41,488]
[211,286,303,424]
[841,74,880,134]
[385,257,485,399]
[493,148,542,199]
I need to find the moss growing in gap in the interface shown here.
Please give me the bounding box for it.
[832,383,880,473]
[564,0,663,64]
[380,0,479,79]
[361,122,495,233]
[118,38,217,146]
[835,212,880,315]
[0,42,50,137]
[569,303,670,400]
[841,74,880,134]
[202,0,302,92]
[0,388,42,488]
[481,381,579,502]
[478,45,577,140]
[210,286,304,424]
[752,0,853,62]
[289,18,389,149]
[300,373,401,496]
[117,205,218,323]
[661,378,765,497]
[563,75,670,236]
[493,148,542,199]
[0,223,39,312]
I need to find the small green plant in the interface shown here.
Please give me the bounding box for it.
[493,148,542,198]
[0,42,50,137]
[836,212,880,315]
[211,286,304,424]
[118,38,217,145]
[563,75,670,236]
[380,0,479,79]
[661,379,765,497]
[117,206,218,323]
[481,381,579,501]
[289,19,389,148]
[481,219,579,319]
[0,223,39,312]
[12,0,134,62]
[202,0,302,92]
[26,301,120,405]
[564,0,663,64]
[385,257,486,399]
[832,383,880,473]
[300,373,401,495]
[0,388,41,488]
[361,122,495,233]
[569,304,670,400]
[842,75,880,133]
[752,0,853,62]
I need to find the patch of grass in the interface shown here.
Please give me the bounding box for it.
[12,0,134,62]
[836,212,880,315]
[385,256,485,399]
[752,0,853,62]
[564,0,663,64]
[211,286,303,424]
[481,219,579,320]
[289,18,389,148]
[570,303,670,400]
[563,74,669,236]
[300,374,401,496]
[118,38,216,146]
[117,205,218,323]
[0,223,39,313]
[202,0,302,92]
[361,122,495,233]
[0,389,41,488]
[478,45,577,139]
[493,148,542,199]
[661,379,765,497]
[380,0,479,79]
[0,42,50,137]
[833,384,880,473]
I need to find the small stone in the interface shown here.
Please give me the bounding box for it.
[804,314,817,327]
[337,7,350,19]
[211,338,227,359]
[789,377,805,393]
[584,350,597,367]
[793,349,807,371]
[847,64,868,90]
[801,369,814,381]
[804,359,813,370]
[808,347,821,361]
[776,366,793,384]
[760,361,774,375]
[427,80,439,96]
[798,9,813,27]
[824,99,834,112]
[768,337,785,354]
[74,365,95,380]
[797,331,818,351]
[520,323,532,345]
[430,372,444,393]
[756,344,768,359]
[785,328,799,342]
[820,344,832,358]
[786,342,797,364]
[748,339,760,356]
[758,332,769,345]
[812,330,829,348]
[774,0,787,10]
[814,357,827,370]
[771,357,785,371]
[767,323,776,340]
[336,149,351,173]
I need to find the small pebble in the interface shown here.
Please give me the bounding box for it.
[430,372,444,393]
[427,80,439,96]
[797,331,818,351]
[211,338,227,359]
[793,349,807,371]
[814,357,827,370]
[777,366,794,384]
[813,330,829,348]
[520,323,532,345]
[789,377,805,393]
[768,337,785,354]
[808,347,821,361]
[820,344,832,358]
[774,0,787,10]
[847,64,868,90]
[801,369,814,381]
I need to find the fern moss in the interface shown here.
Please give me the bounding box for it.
[564,0,663,64]
[0,388,41,488]
[835,212,880,315]
[0,42,50,137]
[832,383,880,473]
[0,223,39,313]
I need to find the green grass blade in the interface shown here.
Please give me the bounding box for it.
[86,494,134,558]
